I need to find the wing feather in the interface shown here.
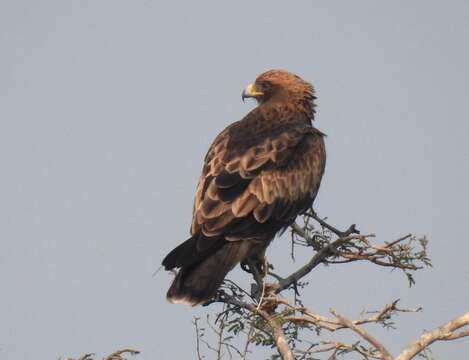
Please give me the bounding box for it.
[232,193,259,218]
[191,108,326,242]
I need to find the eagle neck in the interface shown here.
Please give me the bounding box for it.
[259,99,315,123]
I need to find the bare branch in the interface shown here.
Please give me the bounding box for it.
[65,349,139,360]
[310,341,382,360]
[279,298,420,332]
[308,211,359,237]
[193,317,204,360]
[286,213,431,291]
[103,349,140,360]
[277,234,357,292]
[331,309,393,360]
[75,354,95,360]
[268,316,295,360]
[395,312,469,360]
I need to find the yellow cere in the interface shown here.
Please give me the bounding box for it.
[245,83,264,97]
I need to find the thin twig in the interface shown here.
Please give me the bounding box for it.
[308,211,359,237]
[242,325,254,359]
[193,317,204,360]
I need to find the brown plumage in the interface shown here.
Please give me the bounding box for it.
[162,70,326,305]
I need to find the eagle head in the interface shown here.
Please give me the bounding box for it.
[242,69,316,119]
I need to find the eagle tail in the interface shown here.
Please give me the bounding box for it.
[166,241,242,306]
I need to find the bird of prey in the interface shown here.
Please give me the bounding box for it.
[162,70,326,306]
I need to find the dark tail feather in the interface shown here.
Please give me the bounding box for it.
[162,236,198,270]
[162,235,223,271]
[166,242,242,306]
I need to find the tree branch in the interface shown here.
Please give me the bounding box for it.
[193,317,204,360]
[267,316,295,360]
[309,341,382,360]
[277,233,366,292]
[104,349,140,360]
[279,298,419,332]
[307,211,359,237]
[331,309,393,360]
[67,349,140,360]
[200,213,441,360]
[287,213,431,290]
[395,312,469,360]
[216,295,294,360]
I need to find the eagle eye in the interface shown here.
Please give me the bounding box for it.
[255,81,273,95]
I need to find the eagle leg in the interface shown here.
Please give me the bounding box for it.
[240,260,251,273]
[241,256,267,290]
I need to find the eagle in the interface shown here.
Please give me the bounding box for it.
[162,70,326,306]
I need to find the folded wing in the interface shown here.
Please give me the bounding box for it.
[191,110,326,244]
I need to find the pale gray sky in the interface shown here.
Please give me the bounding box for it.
[1,1,468,359]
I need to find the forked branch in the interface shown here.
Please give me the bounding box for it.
[330,309,393,360]
[395,311,469,360]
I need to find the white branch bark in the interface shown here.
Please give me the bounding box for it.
[395,312,469,360]
[267,317,294,360]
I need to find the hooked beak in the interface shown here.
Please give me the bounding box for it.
[241,83,264,102]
